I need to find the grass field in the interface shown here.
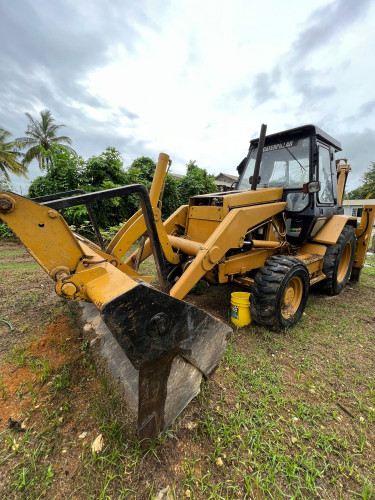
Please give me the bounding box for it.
[0,239,374,499]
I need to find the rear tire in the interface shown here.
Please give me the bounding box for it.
[250,255,310,331]
[321,226,356,295]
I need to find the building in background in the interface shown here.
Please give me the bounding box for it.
[213,173,238,191]
[342,199,375,217]
[170,172,238,192]
[342,199,375,226]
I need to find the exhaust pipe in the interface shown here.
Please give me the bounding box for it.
[251,123,267,191]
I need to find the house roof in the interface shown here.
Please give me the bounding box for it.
[215,173,238,182]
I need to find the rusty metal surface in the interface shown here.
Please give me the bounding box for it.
[101,284,231,439]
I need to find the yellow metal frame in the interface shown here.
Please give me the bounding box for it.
[312,215,352,245]
[169,202,286,299]
[1,149,373,315]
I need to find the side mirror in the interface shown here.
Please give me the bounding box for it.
[303,181,320,194]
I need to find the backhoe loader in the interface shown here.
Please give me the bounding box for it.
[1,124,373,440]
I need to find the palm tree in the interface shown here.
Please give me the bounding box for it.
[17,110,74,170]
[0,127,27,181]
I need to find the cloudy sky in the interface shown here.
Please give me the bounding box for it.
[1,0,375,193]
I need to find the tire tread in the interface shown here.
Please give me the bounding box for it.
[250,255,309,331]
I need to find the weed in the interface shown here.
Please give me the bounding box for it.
[361,479,375,499]
[26,382,37,404]
[294,400,329,423]
[29,358,52,383]
[6,346,29,367]
[11,459,54,494]
[51,365,71,395]
[358,429,366,453]
[81,340,90,351]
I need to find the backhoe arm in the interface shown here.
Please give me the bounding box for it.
[336,159,351,206]
[352,205,375,281]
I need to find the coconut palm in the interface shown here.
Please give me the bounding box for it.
[0,127,27,181]
[17,110,74,170]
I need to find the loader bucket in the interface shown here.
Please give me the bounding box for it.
[101,283,231,440]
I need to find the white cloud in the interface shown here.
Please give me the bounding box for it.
[84,0,336,174]
[2,0,375,189]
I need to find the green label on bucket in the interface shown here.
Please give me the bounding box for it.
[231,305,239,319]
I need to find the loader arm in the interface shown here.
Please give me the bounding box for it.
[169,202,287,299]
[125,205,189,269]
[0,181,231,441]
[123,201,286,300]
[105,153,179,265]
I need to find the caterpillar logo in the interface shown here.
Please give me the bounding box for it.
[263,141,294,152]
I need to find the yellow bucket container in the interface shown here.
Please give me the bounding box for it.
[230,292,251,327]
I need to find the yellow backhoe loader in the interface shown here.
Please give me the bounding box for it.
[1,124,373,440]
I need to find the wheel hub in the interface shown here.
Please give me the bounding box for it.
[281,276,303,319]
[283,287,295,305]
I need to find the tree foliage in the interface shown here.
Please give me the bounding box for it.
[161,175,180,218]
[28,145,84,198]
[0,176,12,191]
[120,156,180,220]
[83,147,126,187]
[177,160,217,205]
[27,148,217,235]
[17,110,74,170]
[0,176,15,237]
[0,128,27,181]
[346,162,375,199]
[80,148,129,229]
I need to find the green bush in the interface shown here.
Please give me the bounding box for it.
[26,148,217,235]
[28,145,85,198]
[0,222,14,238]
[177,160,217,205]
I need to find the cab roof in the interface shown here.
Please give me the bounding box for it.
[250,124,342,152]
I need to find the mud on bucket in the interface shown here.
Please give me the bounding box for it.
[231,292,251,327]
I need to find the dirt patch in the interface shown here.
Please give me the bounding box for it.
[0,317,78,431]
[29,317,77,369]
[0,240,64,358]
[0,364,37,428]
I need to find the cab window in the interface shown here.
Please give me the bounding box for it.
[238,137,310,190]
[318,146,334,204]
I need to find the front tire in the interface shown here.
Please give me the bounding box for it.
[321,226,356,295]
[250,255,310,331]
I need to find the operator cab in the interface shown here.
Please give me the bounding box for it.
[237,125,342,245]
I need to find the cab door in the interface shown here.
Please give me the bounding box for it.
[316,143,337,218]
